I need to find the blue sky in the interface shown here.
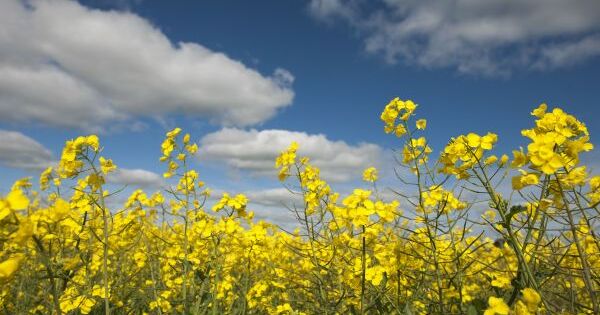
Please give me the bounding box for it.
[1,0,600,225]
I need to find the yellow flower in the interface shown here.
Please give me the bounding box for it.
[92,284,107,298]
[559,166,587,188]
[275,303,293,314]
[395,124,407,137]
[484,155,498,166]
[403,136,432,165]
[365,265,385,285]
[491,275,511,288]
[58,135,101,178]
[381,97,418,137]
[511,148,528,168]
[362,167,378,182]
[186,143,198,154]
[439,132,497,178]
[85,135,100,151]
[99,157,117,174]
[275,142,299,181]
[466,133,481,147]
[484,296,510,315]
[499,154,509,166]
[0,254,24,282]
[416,119,427,130]
[12,177,32,190]
[39,167,53,191]
[8,190,28,210]
[527,133,564,174]
[1,188,30,221]
[531,103,547,118]
[521,105,592,174]
[521,288,541,312]
[512,170,540,190]
[588,176,600,204]
[166,127,182,138]
[420,186,466,213]
[212,193,249,217]
[514,301,531,315]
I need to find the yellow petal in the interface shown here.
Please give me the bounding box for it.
[6,189,29,210]
[0,254,24,280]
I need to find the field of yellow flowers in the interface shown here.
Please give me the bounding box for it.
[1,98,599,314]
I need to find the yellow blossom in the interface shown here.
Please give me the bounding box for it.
[484,296,509,315]
[0,254,24,282]
[362,167,378,182]
[99,156,117,174]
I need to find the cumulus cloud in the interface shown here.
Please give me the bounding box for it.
[0,0,294,131]
[0,130,55,170]
[308,0,600,75]
[106,168,164,188]
[199,128,382,182]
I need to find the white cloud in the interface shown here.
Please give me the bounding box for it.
[0,128,164,188]
[245,188,303,228]
[0,65,125,132]
[534,35,600,70]
[106,168,164,188]
[245,187,303,208]
[199,128,382,182]
[308,0,600,75]
[0,130,54,170]
[0,0,294,131]
[308,0,358,21]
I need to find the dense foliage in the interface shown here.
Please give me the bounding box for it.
[0,99,599,314]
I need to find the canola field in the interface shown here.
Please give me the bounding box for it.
[0,98,598,314]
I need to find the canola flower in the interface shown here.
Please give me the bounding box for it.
[362,167,378,183]
[0,98,597,314]
[0,254,23,282]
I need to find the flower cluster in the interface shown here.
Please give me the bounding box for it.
[380,97,417,137]
[403,136,433,166]
[439,132,499,178]
[523,104,593,174]
[420,185,467,214]
[588,176,600,205]
[161,128,198,178]
[275,141,298,181]
[58,135,99,178]
[212,193,250,218]
[362,166,378,183]
[485,288,541,315]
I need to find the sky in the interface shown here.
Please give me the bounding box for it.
[1,0,600,226]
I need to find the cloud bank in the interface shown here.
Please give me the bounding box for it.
[0,130,54,170]
[0,0,294,132]
[309,0,600,75]
[199,128,382,183]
